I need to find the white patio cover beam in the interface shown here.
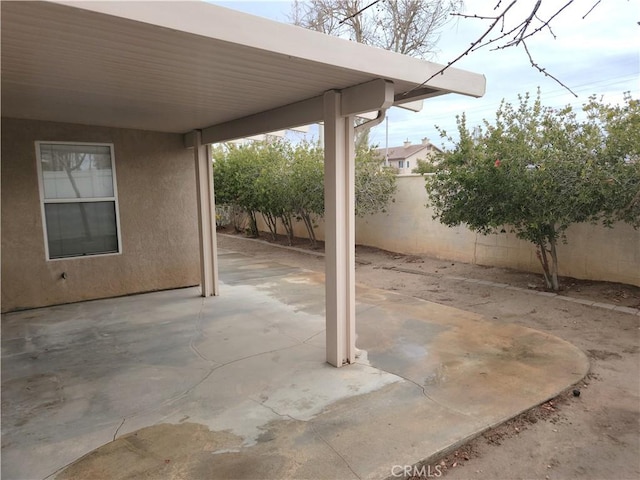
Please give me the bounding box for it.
[200,96,324,145]
[188,79,395,146]
[341,79,394,117]
[193,130,219,297]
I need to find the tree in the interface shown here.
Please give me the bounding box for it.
[412,158,440,174]
[253,142,292,242]
[213,143,265,237]
[583,94,640,225]
[289,141,325,247]
[426,92,640,291]
[257,141,326,246]
[214,141,304,244]
[290,0,462,59]
[214,138,398,243]
[355,142,397,216]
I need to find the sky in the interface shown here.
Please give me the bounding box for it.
[214,0,639,150]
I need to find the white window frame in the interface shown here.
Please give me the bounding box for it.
[35,141,123,261]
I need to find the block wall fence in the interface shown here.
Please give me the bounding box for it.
[251,174,639,287]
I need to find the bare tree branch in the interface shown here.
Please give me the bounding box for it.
[403,0,583,98]
[290,0,462,59]
[583,0,602,19]
[508,1,574,45]
[402,0,518,97]
[523,42,578,97]
[508,0,541,47]
[293,0,604,97]
[338,0,382,25]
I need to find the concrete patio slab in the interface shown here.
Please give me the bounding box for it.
[1,249,588,479]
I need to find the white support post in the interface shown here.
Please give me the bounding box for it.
[323,90,356,367]
[193,130,219,297]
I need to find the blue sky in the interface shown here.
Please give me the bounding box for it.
[214,0,639,149]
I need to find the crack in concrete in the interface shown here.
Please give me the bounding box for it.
[356,303,380,314]
[250,397,304,423]
[354,361,471,418]
[93,307,308,450]
[189,298,215,365]
[309,422,362,480]
[250,398,362,480]
[119,342,306,425]
[42,416,127,480]
[277,329,317,346]
[113,417,126,441]
[302,330,325,344]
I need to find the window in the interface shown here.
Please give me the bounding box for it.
[399,160,404,169]
[36,142,121,259]
[406,161,410,169]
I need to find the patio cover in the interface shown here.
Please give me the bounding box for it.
[1,0,486,367]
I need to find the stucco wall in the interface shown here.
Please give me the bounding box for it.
[255,175,639,286]
[1,118,200,312]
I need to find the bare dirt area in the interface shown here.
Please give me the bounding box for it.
[218,231,640,480]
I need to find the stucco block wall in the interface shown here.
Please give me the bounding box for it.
[363,176,640,285]
[1,118,200,312]
[255,175,639,286]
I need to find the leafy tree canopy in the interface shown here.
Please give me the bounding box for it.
[355,141,397,216]
[412,158,440,174]
[213,137,397,245]
[426,91,640,290]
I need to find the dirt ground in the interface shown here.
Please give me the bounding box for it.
[218,232,640,480]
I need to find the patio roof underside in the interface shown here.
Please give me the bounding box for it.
[1,1,485,140]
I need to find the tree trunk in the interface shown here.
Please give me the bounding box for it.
[549,234,560,291]
[534,231,561,291]
[248,211,259,237]
[535,239,553,290]
[262,213,278,240]
[301,213,317,248]
[280,214,294,246]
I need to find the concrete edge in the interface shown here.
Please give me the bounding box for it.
[219,233,640,317]
[219,233,326,258]
[366,297,592,479]
[381,377,591,480]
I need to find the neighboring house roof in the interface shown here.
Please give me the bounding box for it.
[1,1,485,141]
[375,142,442,161]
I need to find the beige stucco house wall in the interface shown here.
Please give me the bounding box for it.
[1,118,200,312]
[254,175,639,286]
